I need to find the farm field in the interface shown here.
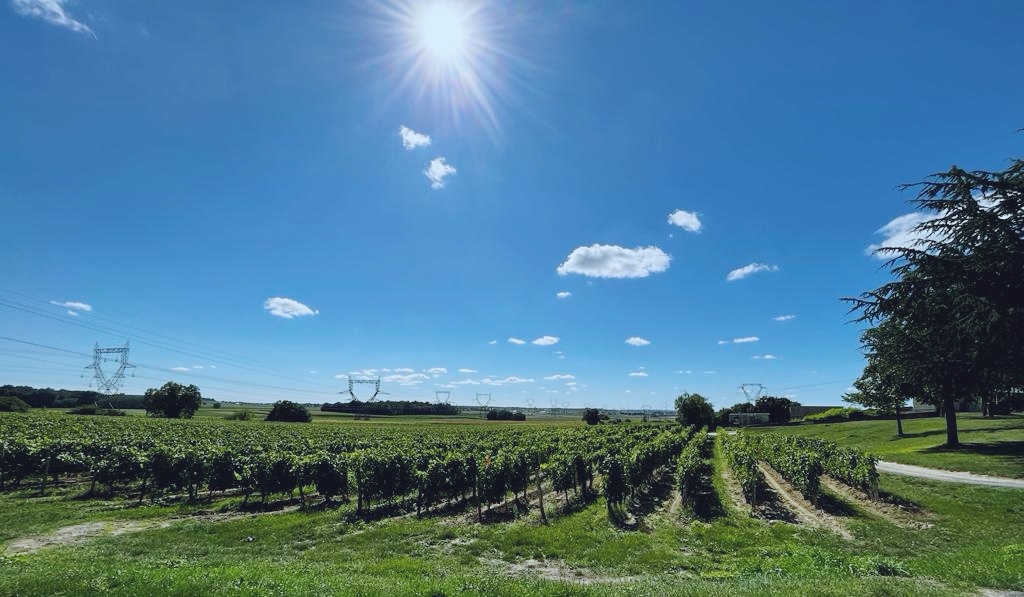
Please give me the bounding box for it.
[751,413,1024,479]
[1,412,1022,596]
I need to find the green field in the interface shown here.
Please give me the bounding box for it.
[1,412,1022,595]
[751,413,1024,478]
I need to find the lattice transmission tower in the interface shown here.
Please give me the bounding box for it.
[738,383,767,403]
[435,390,451,404]
[475,393,491,408]
[83,342,136,397]
[343,377,386,402]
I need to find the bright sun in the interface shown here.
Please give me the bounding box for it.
[416,3,467,63]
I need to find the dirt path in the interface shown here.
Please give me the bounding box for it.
[757,464,852,539]
[877,461,1024,488]
[4,520,175,554]
[819,475,932,530]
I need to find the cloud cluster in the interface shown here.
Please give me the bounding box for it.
[424,157,457,189]
[753,354,778,360]
[628,371,649,377]
[667,209,702,232]
[726,263,779,281]
[625,336,650,346]
[264,297,318,319]
[719,336,759,344]
[556,291,572,299]
[507,337,526,345]
[773,314,796,321]
[51,300,92,312]
[399,125,431,150]
[12,0,93,36]
[532,336,559,346]
[544,374,575,380]
[557,244,670,279]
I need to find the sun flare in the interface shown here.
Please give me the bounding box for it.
[417,3,466,63]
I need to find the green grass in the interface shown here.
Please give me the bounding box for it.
[753,413,1024,478]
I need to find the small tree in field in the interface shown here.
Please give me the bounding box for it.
[143,382,202,419]
[582,408,601,425]
[265,400,312,423]
[675,393,715,429]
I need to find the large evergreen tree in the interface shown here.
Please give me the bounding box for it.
[846,158,1024,446]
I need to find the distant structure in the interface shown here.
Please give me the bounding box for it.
[738,383,767,403]
[435,390,451,404]
[343,377,384,402]
[84,342,135,397]
[475,392,491,408]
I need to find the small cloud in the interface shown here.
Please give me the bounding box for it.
[773,314,796,322]
[308,370,317,374]
[426,367,447,376]
[263,297,318,319]
[625,337,650,346]
[66,310,78,317]
[192,365,203,369]
[557,244,670,279]
[12,0,94,37]
[488,340,498,345]
[702,370,717,374]
[866,212,935,258]
[333,373,349,379]
[544,374,575,380]
[170,366,190,372]
[726,263,779,281]
[667,209,702,232]
[717,340,729,345]
[753,354,778,360]
[501,376,533,384]
[394,367,414,373]
[458,368,477,374]
[399,125,431,150]
[556,291,572,299]
[508,337,526,345]
[210,365,217,369]
[424,157,456,189]
[383,373,430,385]
[532,336,559,346]
[733,336,759,344]
[628,371,649,377]
[51,300,92,312]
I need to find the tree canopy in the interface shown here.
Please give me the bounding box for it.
[675,392,715,429]
[846,157,1024,446]
[143,382,202,419]
[265,400,312,423]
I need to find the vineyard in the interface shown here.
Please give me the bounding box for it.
[1,412,1021,596]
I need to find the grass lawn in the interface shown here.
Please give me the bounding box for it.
[751,413,1024,478]
[1,434,1022,595]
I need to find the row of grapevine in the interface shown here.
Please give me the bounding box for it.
[675,428,710,507]
[719,432,765,505]
[600,424,695,514]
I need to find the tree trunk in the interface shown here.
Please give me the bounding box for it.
[943,394,959,447]
[895,404,904,437]
[536,466,546,523]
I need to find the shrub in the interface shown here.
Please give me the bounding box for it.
[485,409,525,421]
[226,408,253,421]
[66,406,126,416]
[582,408,601,425]
[804,407,865,423]
[0,396,30,412]
[265,400,312,423]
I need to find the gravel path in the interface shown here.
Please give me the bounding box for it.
[877,461,1024,488]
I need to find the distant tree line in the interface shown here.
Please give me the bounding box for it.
[321,399,460,416]
[486,409,525,421]
[0,385,151,408]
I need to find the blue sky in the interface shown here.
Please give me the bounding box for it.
[2,0,1022,409]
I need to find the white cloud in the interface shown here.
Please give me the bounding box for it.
[424,157,456,189]
[500,376,533,384]
[717,340,729,345]
[393,367,414,373]
[399,125,431,150]
[50,300,92,312]
[667,209,702,232]
[556,291,572,299]
[733,336,759,344]
[753,354,778,360]
[383,373,430,385]
[309,370,317,374]
[625,337,650,346]
[66,310,78,317]
[628,371,649,377]
[544,374,575,380]
[333,373,348,379]
[426,367,447,376]
[773,314,796,322]
[458,368,477,374]
[488,340,498,345]
[170,366,190,372]
[532,335,559,346]
[866,212,935,258]
[12,0,94,36]
[263,297,318,319]
[726,263,779,281]
[557,244,670,279]
[192,365,203,369]
[565,382,578,387]
[508,337,526,345]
